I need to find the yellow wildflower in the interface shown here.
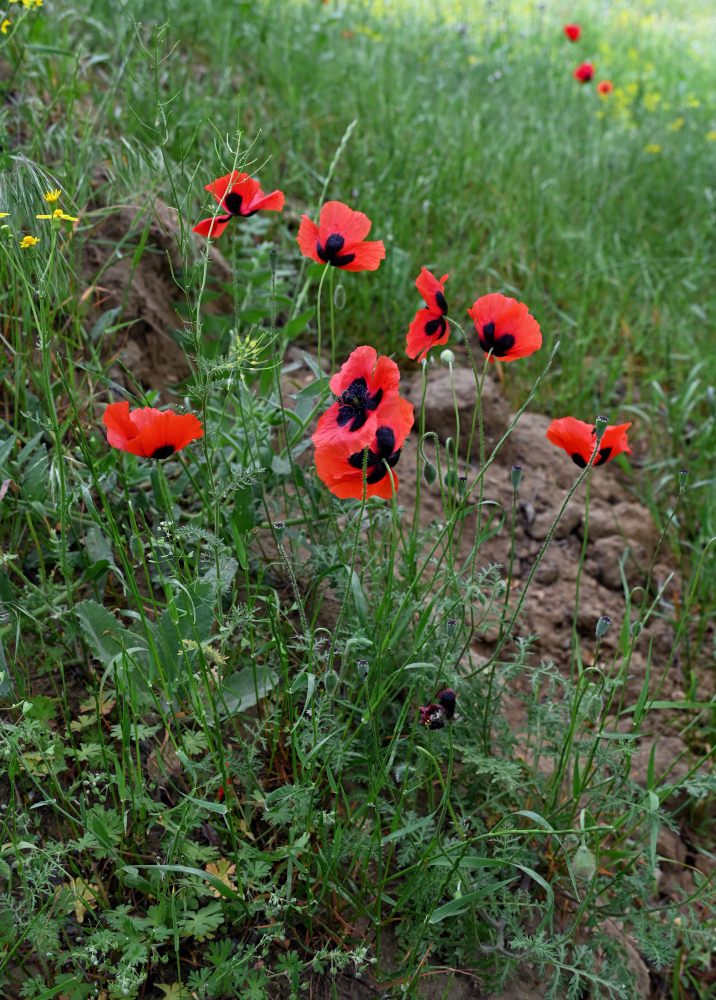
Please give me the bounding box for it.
[20,235,39,247]
[0,213,9,218]
[668,118,684,131]
[644,143,662,154]
[43,188,61,203]
[706,131,716,142]
[36,207,79,222]
[1,18,10,33]
[643,92,661,112]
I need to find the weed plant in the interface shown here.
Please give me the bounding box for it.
[1,1,715,998]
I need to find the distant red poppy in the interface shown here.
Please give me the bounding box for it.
[573,62,595,83]
[563,24,582,41]
[315,417,413,500]
[193,171,285,239]
[546,416,631,467]
[467,293,542,362]
[312,345,412,450]
[297,200,385,271]
[597,79,614,95]
[103,401,204,458]
[406,267,450,363]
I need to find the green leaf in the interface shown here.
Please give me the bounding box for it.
[221,665,277,714]
[280,307,315,341]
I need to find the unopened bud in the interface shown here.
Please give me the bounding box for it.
[594,415,609,443]
[457,476,467,497]
[273,521,285,538]
[595,615,611,638]
[440,349,455,366]
[678,468,688,493]
[268,248,279,273]
[323,670,340,694]
[510,465,523,491]
[573,844,596,881]
[583,691,603,725]
[423,460,437,486]
[446,618,458,634]
[356,659,369,681]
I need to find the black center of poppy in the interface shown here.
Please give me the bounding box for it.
[479,320,515,357]
[152,444,176,460]
[336,377,383,431]
[223,191,257,218]
[316,232,356,268]
[435,290,448,315]
[570,444,613,468]
[347,426,401,484]
[424,316,447,338]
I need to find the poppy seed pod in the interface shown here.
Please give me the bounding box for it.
[595,615,611,638]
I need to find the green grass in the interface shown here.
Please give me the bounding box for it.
[1,0,716,997]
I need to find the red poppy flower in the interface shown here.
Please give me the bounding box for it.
[315,413,413,500]
[103,401,204,458]
[418,703,447,730]
[597,79,614,95]
[467,293,542,362]
[573,62,595,83]
[546,416,631,468]
[563,24,582,42]
[296,200,385,272]
[406,267,450,363]
[193,171,285,239]
[312,345,412,450]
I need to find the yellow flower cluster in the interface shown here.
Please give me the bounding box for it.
[9,0,44,8]
[36,189,79,224]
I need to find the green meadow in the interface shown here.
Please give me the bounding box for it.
[1,0,715,997]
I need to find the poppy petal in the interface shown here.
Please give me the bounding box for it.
[193,215,232,239]
[318,201,372,244]
[205,171,246,204]
[415,268,449,311]
[406,309,449,362]
[296,215,321,262]
[249,189,285,213]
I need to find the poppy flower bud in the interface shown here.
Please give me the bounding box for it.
[333,283,346,310]
[679,468,688,493]
[356,658,369,680]
[446,618,457,634]
[440,349,455,366]
[273,521,285,538]
[583,691,603,725]
[458,476,467,497]
[595,615,611,638]
[268,248,279,273]
[573,844,596,881]
[510,464,523,491]
[423,459,438,486]
[324,670,340,694]
[594,415,609,443]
